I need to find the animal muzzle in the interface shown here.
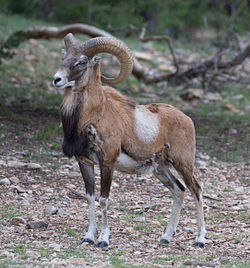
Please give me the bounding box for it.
[53,70,69,88]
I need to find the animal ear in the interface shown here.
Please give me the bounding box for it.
[90,56,101,67]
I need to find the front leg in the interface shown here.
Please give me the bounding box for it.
[78,160,97,244]
[97,164,114,248]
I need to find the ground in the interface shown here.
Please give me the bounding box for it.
[0,110,249,268]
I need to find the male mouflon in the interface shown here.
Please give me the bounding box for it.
[53,33,206,248]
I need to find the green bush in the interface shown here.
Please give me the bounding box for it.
[0,0,250,36]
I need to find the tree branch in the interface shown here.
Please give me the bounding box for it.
[139,27,179,74]
[1,23,249,86]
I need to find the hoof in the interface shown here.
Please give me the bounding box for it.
[81,238,94,245]
[160,238,170,244]
[97,241,108,248]
[194,242,204,248]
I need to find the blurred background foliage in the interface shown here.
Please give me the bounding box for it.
[0,0,250,37]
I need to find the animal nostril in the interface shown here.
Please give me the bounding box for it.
[54,77,62,84]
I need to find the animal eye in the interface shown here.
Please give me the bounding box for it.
[74,59,87,67]
[78,60,86,65]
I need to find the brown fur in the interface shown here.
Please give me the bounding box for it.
[67,62,197,190]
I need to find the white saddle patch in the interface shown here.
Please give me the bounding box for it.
[134,106,159,144]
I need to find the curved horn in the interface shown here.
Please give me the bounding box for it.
[80,37,134,85]
[64,33,77,49]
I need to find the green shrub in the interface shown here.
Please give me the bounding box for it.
[1,0,250,36]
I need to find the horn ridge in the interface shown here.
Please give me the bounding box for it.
[80,37,134,85]
[64,33,77,49]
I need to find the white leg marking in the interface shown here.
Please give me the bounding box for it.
[84,194,97,242]
[161,186,184,243]
[98,197,110,246]
[134,106,159,144]
[194,193,206,245]
[155,168,184,243]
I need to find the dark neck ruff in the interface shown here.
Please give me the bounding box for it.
[61,98,88,158]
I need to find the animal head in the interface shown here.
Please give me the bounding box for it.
[53,33,134,88]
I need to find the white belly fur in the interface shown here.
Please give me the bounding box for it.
[115,151,157,175]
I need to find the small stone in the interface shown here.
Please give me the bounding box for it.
[112,182,119,188]
[11,217,27,226]
[9,177,19,184]
[232,94,243,100]
[26,221,48,230]
[130,241,139,247]
[142,203,157,210]
[134,51,152,61]
[198,153,210,161]
[218,174,226,180]
[45,187,54,193]
[44,206,58,215]
[58,208,67,216]
[239,195,248,200]
[229,128,237,134]
[40,196,50,201]
[158,64,176,72]
[195,160,207,168]
[178,243,187,250]
[134,216,146,222]
[25,54,38,62]
[244,103,250,112]
[60,196,70,203]
[69,258,88,265]
[190,219,196,224]
[13,185,26,193]
[25,62,35,73]
[126,227,134,233]
[151,220,161,227]
[183,226,193,232]
[225,103,239,112]
[28,39,38,46]
[26,163,42,170]
[206,92,222,102]
[180,89,204,101]
[49,242,62,252]
[129,85,139,93]
[0,160,6,167]
[22,199,30,205]
[1,250,15,258]
[235,186,244,192]
[26,250,40,259]
[6,160,25,168]
[0,178,11,185]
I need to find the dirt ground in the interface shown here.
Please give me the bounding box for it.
[0,112,249,268]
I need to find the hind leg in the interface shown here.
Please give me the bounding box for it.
[189,175,206,247]
[175,165,206,247]
[154,165,185,244]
